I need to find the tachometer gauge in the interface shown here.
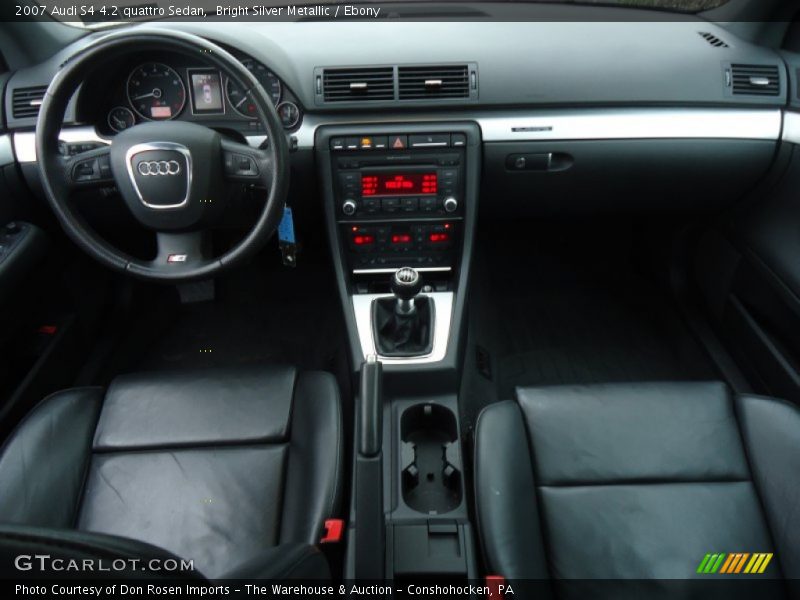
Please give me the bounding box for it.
[276,101,300,129]
[127,62,186,121]
[226,58,282,118]
[107,106,135,133]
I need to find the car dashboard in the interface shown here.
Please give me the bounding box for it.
[1,3,800,588]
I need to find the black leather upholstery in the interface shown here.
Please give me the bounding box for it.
[474,382,798,594]
[0,366,343,579]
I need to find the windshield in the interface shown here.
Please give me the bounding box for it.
[31,0,730,28]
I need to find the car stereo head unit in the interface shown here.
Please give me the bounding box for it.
[331,133,464,220]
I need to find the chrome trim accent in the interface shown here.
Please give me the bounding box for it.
[13,108,782,167]
[478,108,782,142]
[257,108,783,150]
[782,111,800,146]
[14,128,111,164]
[125,142,192,210]
[353,267,452,275]
[353,291,453,365]
[0,135,14,167]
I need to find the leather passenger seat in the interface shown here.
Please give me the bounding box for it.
[474,382,799,597]
[0,366,343,579]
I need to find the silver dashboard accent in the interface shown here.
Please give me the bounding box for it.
[479,108,782,143]
[782,111,800,146]
[12,108,784,166]
[0,135,14,167]
[13,128,111,164]
[250,107,783,150]
[353,292,453,365]
[125,142,192,210]
[353,266,452,275]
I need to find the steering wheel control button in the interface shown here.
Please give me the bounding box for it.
[72,155,111,183]
[224,152,259,177]
[125,142,192,209]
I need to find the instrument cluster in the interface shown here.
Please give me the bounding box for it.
[88,51,302,137]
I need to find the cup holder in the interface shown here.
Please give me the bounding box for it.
[400,403,462,514]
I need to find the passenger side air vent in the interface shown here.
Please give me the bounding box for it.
[322,67,394,102]
[12,86,47,119]
[729,64,780,96]
[699,32,728,48]
[398,65,470,100]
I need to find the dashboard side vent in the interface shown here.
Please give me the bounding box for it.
[322,67,394,102]
[729,64,780,96]
[398,65,470,100]
[699,32,728,48]
[12,86,47,119]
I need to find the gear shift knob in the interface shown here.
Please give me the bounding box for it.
[391,267,423,314]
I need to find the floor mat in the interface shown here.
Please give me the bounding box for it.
[475,220,717,400]
[134,262,345,374]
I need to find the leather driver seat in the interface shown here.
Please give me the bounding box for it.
[474,382,799,598]
[0,366,343,579]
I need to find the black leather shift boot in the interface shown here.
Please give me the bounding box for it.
[372,296,435,357]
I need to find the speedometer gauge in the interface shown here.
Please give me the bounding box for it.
[226,58,281,118]
[127,62,186,121]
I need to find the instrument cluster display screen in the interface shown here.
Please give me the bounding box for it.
[361,173,438,196]
[190,70,224,114]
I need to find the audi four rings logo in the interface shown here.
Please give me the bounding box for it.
[137,160,182,176]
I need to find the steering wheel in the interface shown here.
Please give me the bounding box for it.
[35,29,290,281]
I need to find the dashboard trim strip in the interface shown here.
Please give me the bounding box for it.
[12,108,783,164]
[14,128,111,164]
[0,135,14,167]
[477,108,782,143]
[782,111,800,146]
[289,108,782,149]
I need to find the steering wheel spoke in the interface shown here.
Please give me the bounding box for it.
[63,146,114,191]
[151,231,211,268]
[221,138,273,186]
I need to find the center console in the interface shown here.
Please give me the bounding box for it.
[317,122,480,370]
[316,122,481,584]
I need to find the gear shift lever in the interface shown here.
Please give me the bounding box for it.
[391,267,424,315]
[372,267,435,357]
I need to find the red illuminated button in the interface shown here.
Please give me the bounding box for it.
[353,235,375,245]
[429,233,450,243]
[391,234,412,244]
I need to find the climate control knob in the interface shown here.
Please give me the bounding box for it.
[342,199,358,216]
[443,197,459,213]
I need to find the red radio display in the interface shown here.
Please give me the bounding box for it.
[361,173,437,197]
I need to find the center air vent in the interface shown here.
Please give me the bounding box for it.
[729,64,780,96]
[322,67,394,102]
[12,86,48,119]
[398,65,470,100]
